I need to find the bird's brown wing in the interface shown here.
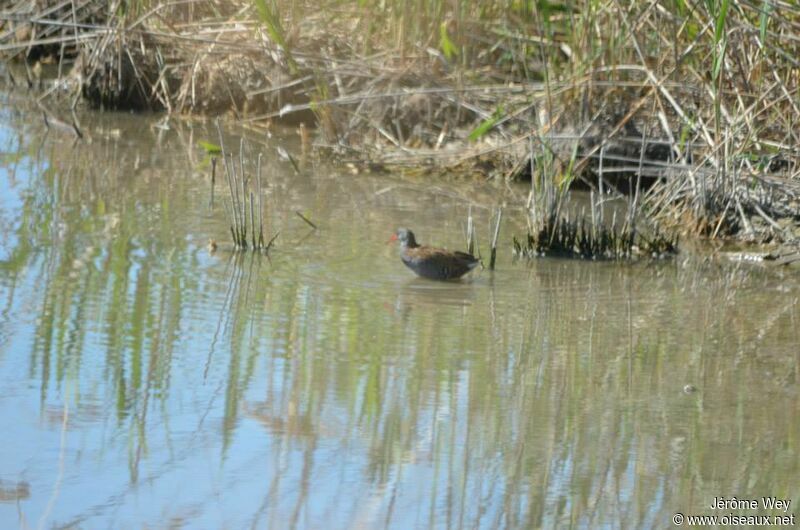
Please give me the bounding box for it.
[407,247,477,263]
[402,246,479,280]
[452,250,478,262]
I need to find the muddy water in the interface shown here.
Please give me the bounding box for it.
[0,91,798,529]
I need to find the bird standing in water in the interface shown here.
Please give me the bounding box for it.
[389,228,480,280]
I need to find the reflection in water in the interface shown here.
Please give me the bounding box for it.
[0,480,29,503]
[0,91,798,529]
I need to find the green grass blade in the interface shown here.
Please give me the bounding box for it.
[439,22,458,60]
[467,107,503,142]
[713,0,730,45]
[253,0,298,74]
[198,141,222,155]
[759,0,771,45]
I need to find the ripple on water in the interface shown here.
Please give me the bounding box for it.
[1,101,798,529]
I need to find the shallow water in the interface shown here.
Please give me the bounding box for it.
[0,90,798,529]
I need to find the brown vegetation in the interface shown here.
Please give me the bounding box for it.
[1,0,799,254]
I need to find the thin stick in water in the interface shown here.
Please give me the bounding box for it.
[264,231,280,254]
[466,205,475,255]
[239,152,248,247]
[250,191,257,250]
[210,156,217,208]
[256,153,264,249]
[528,135,537,229]
[228,154,242,247]
[295,210,317,230]
[490,208,502,270]
[225,157,241,247]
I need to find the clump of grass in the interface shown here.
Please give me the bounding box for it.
[513,213,677,260]
[215,122,277,253]
[516,140,677,260]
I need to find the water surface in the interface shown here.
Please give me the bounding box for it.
[0,90,798,529]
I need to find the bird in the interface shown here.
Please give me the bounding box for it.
[389,228,480,280]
